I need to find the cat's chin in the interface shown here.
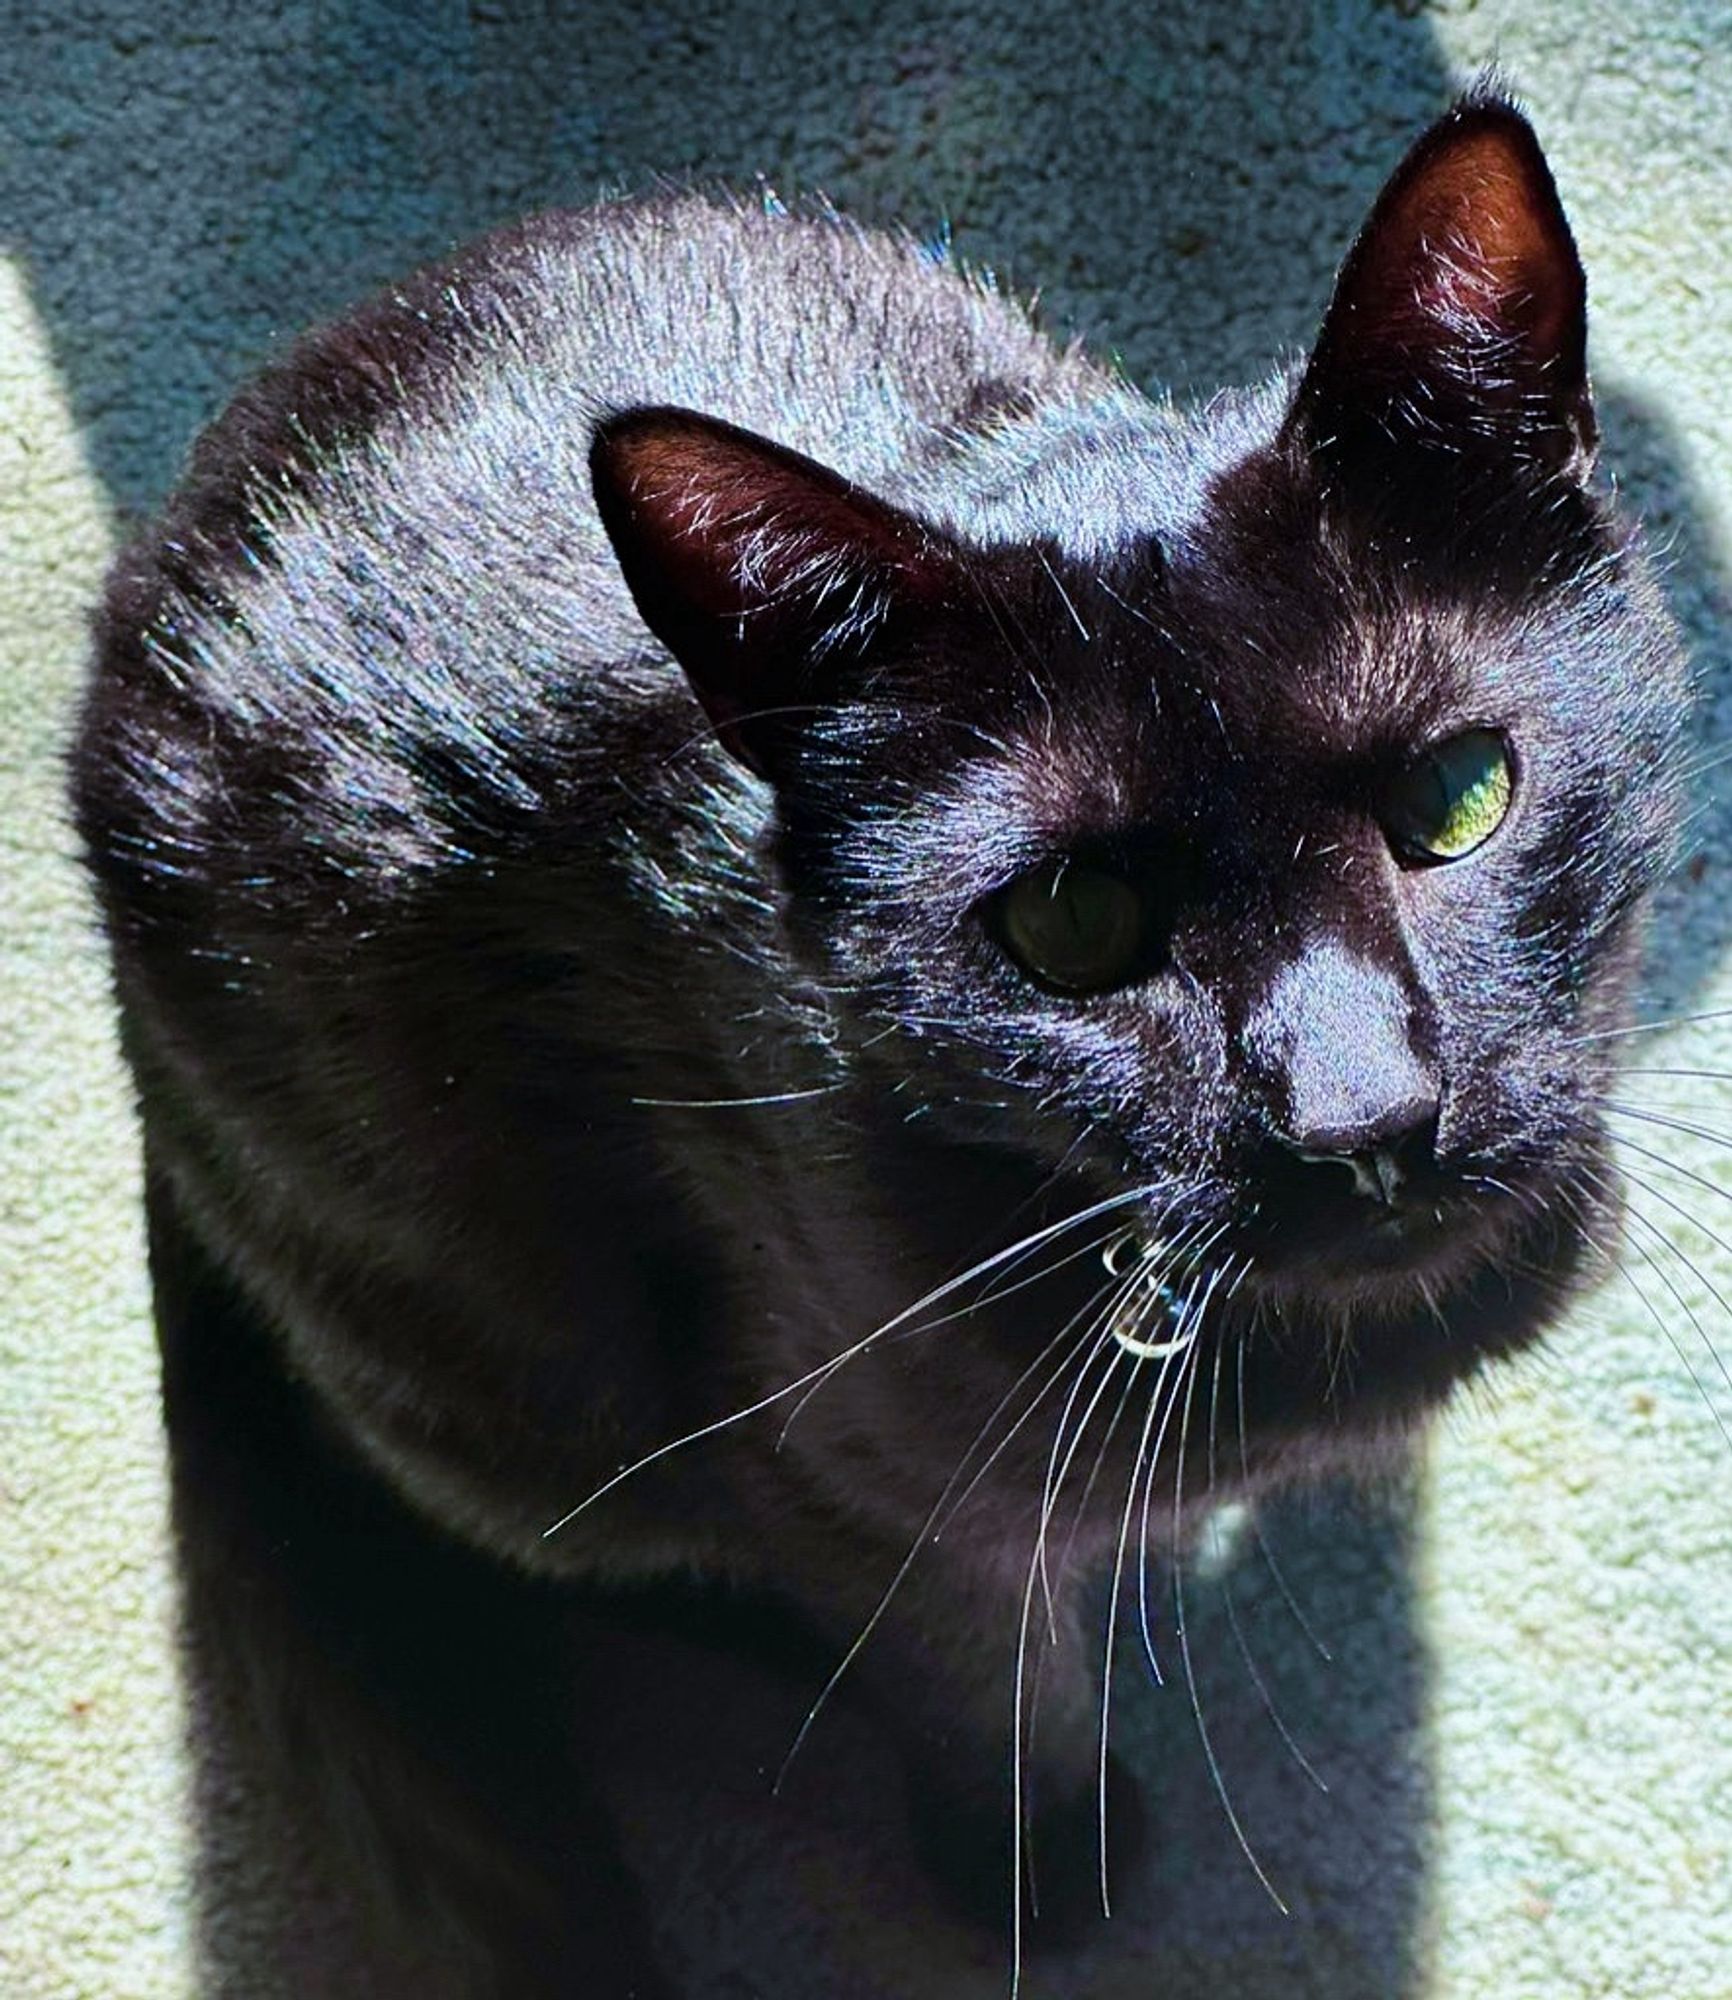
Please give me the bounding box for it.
[1242,1200,1506,1308]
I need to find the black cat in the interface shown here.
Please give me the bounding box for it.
[73,91,1685,1994]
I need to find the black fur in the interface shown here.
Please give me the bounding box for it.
[73,93,1686,1993]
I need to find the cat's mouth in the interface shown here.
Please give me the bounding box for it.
[1096,1161,1596,1458]
[1107,1160,1538,1338]
[1249,1203,1518,1315]
[1234,1139,1534,1303]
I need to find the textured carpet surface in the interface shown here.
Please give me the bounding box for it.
[3,3,1729,1996]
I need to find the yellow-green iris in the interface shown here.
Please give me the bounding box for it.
[997,858,1146,993]
[1387,728,1514,861]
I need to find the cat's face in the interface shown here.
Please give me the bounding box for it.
[592,97,1687,1464]
[779,496,1677,1450]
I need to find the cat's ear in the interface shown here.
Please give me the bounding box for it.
[590,406,957,777]
[1286,94,1594,479]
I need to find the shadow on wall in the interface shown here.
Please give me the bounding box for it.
[8,1,1726,1995]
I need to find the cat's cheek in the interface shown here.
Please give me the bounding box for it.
[1239,1207,1603,1461]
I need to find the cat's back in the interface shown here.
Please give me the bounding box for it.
[67,189,1124,1563]
[76,192,1105,889]
[103,189,1096,645]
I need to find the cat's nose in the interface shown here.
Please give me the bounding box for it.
[1243,936,1440,1207]
[1283,1100,1439,1206]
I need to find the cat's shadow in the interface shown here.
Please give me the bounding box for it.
[1596,381,1732,1015]
[12,2,1727,1995]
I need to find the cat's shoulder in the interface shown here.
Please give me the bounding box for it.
[98,185,1106,682]
[178,186,1058,510]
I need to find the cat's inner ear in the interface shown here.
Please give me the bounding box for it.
[1287,95,1593,477]
[590,406,957,777]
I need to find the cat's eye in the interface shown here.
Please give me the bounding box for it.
[1384,728,1514,862]
[994,858,1148,993]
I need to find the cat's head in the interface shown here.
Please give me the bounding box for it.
[590,95,1687,1468]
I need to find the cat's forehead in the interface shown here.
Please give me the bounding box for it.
[845,378,1660,892]
[868,516,1587,898]
[951,508,1510,792]
[929,393,1540,766]
[920,381,1284,561]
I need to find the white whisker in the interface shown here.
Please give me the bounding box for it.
[1608,1157,1732,1399]
[1618,1065,1732,1084]
[1585,1179,1732,1457]
[1035,1329,1132,1643]
[1562,1005,1732,1047]
[628,1084,843,1108]
[1136,1248,1230,1682]
[774,1270,1127,1793]
[1093,1247,1225,1914]
[1206,1310,1328,1795]
[1171,1306,1288,1913]
[1607,1097,1732,1155]
[544,1181,1161,1539]
[773,1183,1168,1448]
